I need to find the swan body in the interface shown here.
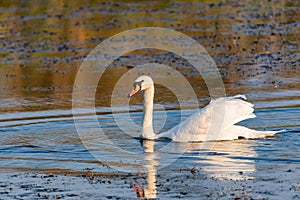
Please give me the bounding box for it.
[129,75,281,142]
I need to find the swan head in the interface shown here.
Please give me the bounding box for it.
[128,75,154,98]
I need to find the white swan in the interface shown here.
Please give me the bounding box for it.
[128,75,280,142]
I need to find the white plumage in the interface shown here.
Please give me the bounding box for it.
[129,75,281,142]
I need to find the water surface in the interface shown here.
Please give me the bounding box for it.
[0,0,299,199]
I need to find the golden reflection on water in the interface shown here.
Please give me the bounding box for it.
[143,139,157,199]
[0,0,299,113]
[189,140,256,180]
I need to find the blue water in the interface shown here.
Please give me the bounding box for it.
[0,90,299,177]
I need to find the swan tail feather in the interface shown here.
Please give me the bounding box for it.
[225,125,284,140]
[251,129,286,138]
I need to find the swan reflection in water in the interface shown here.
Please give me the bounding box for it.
[134,138,256,198]
[133,139,157,199]
[175,139,257,180]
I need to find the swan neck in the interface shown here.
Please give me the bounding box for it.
[142,86,155,139]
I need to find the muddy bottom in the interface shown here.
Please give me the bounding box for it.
[0,162,299,200]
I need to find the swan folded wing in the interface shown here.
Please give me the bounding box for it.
[202,96,256,130]
[220,97,256,130]
[160,107,214,142]
[159,95,258,142]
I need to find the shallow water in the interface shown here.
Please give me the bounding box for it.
[0,91,299,173]
[0,0,300,199]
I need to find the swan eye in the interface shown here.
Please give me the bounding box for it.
[133,80,144,90]
[128,80,144,98]
[133,83,141,91]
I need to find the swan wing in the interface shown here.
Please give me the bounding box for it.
[158,95,263,142]
[212,95,256,130]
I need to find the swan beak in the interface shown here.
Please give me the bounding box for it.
[128,84,141,98]
[128,81,143,98]
[128,88,138,98]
